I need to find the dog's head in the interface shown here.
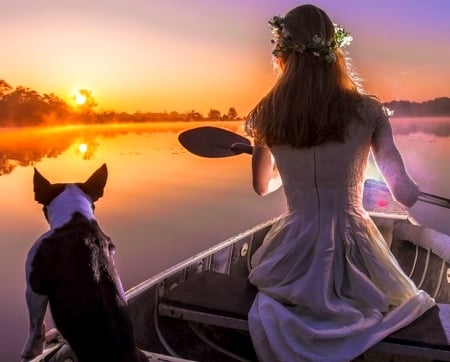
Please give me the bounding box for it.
[33,164,108,229]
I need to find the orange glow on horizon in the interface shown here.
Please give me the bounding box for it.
[1,1,448,114]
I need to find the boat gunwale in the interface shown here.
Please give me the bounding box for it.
[125,215,284,301]
[125,210,418,302]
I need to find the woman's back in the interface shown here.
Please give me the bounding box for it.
[272,97,381,211]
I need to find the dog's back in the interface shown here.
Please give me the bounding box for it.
[22,164,147,362]
[30,213,146,361]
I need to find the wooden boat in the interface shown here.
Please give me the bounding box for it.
[27,127,450,362]
[27,177,450,362]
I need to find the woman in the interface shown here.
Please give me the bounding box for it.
[244,4,435,362]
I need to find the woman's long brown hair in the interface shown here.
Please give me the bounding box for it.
[245,4,369,148]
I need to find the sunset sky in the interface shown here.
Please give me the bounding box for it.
[1,0,449,115]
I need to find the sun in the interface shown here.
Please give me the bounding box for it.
[73,90,87,105]
[78,143,88,153]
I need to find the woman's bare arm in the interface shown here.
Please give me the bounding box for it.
[251,145,282,196]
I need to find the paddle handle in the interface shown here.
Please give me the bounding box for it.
[230,143,253,155]
[418,192,450,208]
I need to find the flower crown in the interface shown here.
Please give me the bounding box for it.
[268,15,353,63]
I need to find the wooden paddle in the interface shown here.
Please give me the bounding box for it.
[178,126,450,209]
[178,126,253,158]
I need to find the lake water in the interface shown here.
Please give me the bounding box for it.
[1,118,450,361]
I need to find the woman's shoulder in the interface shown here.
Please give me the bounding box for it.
[355,95,389,127]
[357,95,385,113]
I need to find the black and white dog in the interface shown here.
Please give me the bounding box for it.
[21,164,147,362]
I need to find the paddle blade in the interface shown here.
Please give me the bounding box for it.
[178,126,253,158]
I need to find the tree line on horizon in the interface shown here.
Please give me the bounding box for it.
[0,80,241,127]
[383,97,450,117]
[0,79,449,127]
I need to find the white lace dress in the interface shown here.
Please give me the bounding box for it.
[248,101,435,362]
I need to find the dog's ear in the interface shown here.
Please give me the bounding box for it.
[81,163,108,202]
[33,168,54,205]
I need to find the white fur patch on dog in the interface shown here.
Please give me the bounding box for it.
[46,184,96,230]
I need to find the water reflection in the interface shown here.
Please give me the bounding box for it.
[1,119,449,362]
[0,122,246,176]
[2,117,449,177]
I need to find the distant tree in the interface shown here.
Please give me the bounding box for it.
[427,97,450,116]
[76,89,97,113]
[0,80,13,125]
[208,109,221,120]
[187,110,204,121]
[41,93,71,123]
[0,80,12,99]
[2,86,44,125]
[96,111,116,124]
[169,111,184,121]
[227,107,238,120]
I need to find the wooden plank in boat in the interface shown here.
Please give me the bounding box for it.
[160,270,257,319]
[159,270,450,359]
[384,303,450,347]
[372,303,450,360]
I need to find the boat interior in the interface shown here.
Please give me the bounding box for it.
[153,213,450,361]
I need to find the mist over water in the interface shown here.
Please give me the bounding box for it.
[390,118,450,236]
[391,117,450,138]
[0,118,449,361]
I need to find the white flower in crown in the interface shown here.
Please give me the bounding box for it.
[268,16,353,63]
[333,24,353,48]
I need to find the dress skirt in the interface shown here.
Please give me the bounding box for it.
[248,187,435,362]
